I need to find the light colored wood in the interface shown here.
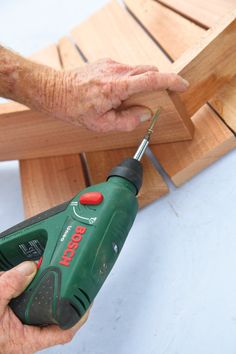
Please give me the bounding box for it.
[0,93,192,161]
[58,37,169,208]
[85,148,169,208]
[157,0,236,28]
[0,2,195,162]
[125,0,205,60]
[20,155,86,217]
[20,45,86,217]
[171,9,236,117]
[58,37,85,69]
[125,0,236,185]
[210,77,236,132]
[126,0,236,117]
[152,106,236,186]
[125,0,236,135]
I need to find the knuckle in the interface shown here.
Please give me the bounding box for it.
[145,71,157,84]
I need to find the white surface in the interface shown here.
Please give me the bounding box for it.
[1,1,236,354]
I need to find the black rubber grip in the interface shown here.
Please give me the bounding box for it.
[0,200,71,239]
[10,267,82,329]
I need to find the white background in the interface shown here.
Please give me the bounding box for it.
[1,1,236,353]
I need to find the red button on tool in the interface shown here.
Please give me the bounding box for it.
[37,256,43,269]
[80,192,104,205]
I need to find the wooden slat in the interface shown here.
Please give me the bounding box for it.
[153,106,236,186]
[0,3,195,163]
[126,0,236,136]
[125,0,236,185]
[20,44,86,217]
[58,37,169,207]
[157,0,236,28]
[20,155,86,218]
[210,78,236,132]
[171,9,236,117]
[125,0,205,60]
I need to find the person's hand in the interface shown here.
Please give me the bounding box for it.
[49,58,189,132]
[0,261,89,354]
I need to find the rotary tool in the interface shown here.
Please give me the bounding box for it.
[0,109,161,329]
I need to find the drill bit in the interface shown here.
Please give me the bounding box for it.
[133,108,161,161]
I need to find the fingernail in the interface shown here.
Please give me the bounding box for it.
[181,78,189,88]
[140,111,151,122]
[16,261,36,276]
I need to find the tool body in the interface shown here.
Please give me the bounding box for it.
[0,110,160,329]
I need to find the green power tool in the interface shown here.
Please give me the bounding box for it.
[0,109,160,329]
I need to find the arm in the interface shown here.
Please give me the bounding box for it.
[0,261,89,354]
[0,45,189,132]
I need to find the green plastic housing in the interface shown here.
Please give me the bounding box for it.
[0,176,138,329]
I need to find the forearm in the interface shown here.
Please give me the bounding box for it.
[0,45,63,113]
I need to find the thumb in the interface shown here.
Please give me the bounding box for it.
[0,261,37,317]
[96,106,152,132]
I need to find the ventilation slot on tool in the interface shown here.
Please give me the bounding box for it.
[78,288,91,304]
[73,294,86,311]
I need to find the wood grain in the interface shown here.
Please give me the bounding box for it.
[20,45,86,217]
[152,105,236,185]
[210,78,236,133]
[125,0,236,185]
[125,0,236,136]
[125,0,205,60]
[58,36,169,207]
[20,155,86,217]
[0,2,195,162]
[157,0,236,28]
[171,9,236,117]
[126,0,236,117]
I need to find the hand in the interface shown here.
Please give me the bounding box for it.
[50,58,189,132]
[0,261,89,354]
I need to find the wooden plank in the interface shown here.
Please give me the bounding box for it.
[58,37,169,208]
[125,0,236,185]
[125,0,205,60]
[125,0,236,135]
[20,44,86,217]
[153,106,236,185]
[0,3,195,163]
[210,78,236,132]
[20,155,86,218]
[126,0,236,117]
[0,94,191,161]
[170,9,236,117]
[157,0,236,28]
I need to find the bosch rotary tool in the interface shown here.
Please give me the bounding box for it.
[0,109,161,329]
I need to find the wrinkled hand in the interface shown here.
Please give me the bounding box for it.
[0,262,89,354]
[51,58,189,132]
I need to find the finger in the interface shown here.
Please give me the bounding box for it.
[96,106,152,132]
[0,261,37,317]
[125,72,189,96]
[35,309,91,350]
[129,64,159,76]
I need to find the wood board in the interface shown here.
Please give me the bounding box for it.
[20,44,87,217]
[125,0,236,185]
[0,3,195,163]
[125,0,236,137]
[58,37,169,208]
[157,0,236,28]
